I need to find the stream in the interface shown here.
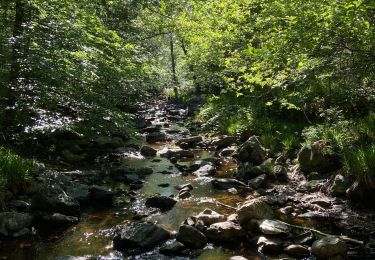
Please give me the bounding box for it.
[1,99,375,260]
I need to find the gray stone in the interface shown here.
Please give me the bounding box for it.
[146,132,167,143]
[330,174,350,196]
[311,236,347,258]
[237,198,274,225]
[140,146,157,157]
[160,240,186,255]
[42,213,79,226]
[212,136,236,149]
[192,163,216,177]
[235,136,267,165]
[211,178,247,190]
[248,174,267,189]
[176,225,207,248]
[31,188,80,216]
[66,183,90,203]
[298,141,340,173]
[113,222,170,250]
[258,219,290,235]
[0,212,33,236]
[297,180,324,192]
[257,236,283,254]
[176,136,203,147]
[284,244,310,257]
[205,221,244,242]
[195,208,226,226]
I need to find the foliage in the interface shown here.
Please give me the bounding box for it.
[0,147,35,188]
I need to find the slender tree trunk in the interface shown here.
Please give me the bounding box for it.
[2,0,25,140]
[179,38,200,94]
[169,33,178,99]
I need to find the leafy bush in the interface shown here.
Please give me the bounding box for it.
[343,145,375,180]
[0,148,35,188]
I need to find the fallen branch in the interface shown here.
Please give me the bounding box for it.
[282,221,364,245]
[215,201,237,210]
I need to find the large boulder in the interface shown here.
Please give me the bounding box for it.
[211,178,247,190]
[31,188,80,216]
[66,183,90,204]
[235,136,267,165]
[284,244,310,257]
[113,222,170,250]
[159,240,186,255]
[0,212,33,237]
[237,198,274,225]
[311,236,347,259]
[176,225,207,248]
[205,221,244,243]
[145,196,177,210]
[297,141,341,173]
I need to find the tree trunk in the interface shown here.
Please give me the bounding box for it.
[1,0,25,140]
[179,38,200,94]
[169,33,178,99]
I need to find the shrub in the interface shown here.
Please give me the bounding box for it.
[0,148,35,188]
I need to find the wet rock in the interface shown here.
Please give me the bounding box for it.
[176,136,203,147]
[237,197,274,225]
[297,180,324,192]
[158,183,170,188]
[229,256,248,260]
[66,183,90,204]
[160,240,186,255]
[94,136,124,149]
[212,136,236,149]
[298,141,341,173]
[89,185,114,203]
[176,225,207,248]
[192,163,216,177]
[110,166,152,182]
[146,132,167,143]
[145,195,177,210]
[248,174,267,189]
[293,231,315,245]
[219,147,236,157]
[140,146,157,157]
[203,157,222,166]
[0,212,33,236]
[189,160,211,172]
[227,214,239,223]
[41,213,79,227]
[211,178,247,190]
[113,222,170,250]
[178,190,191,199]
[311,236,347,259]
[175,183,193,191]
[195,209,226,226]
[257,236,283,254]
[31,188,80,216]
[227,188,238,194]
[258,219,290,235]
[235,136,267,165]
[330,174,350,196]
[9,200,30,211]
[279,206,294,215]
[160,148,194,159]
[205,221,244,242]
[284,244,310,257]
